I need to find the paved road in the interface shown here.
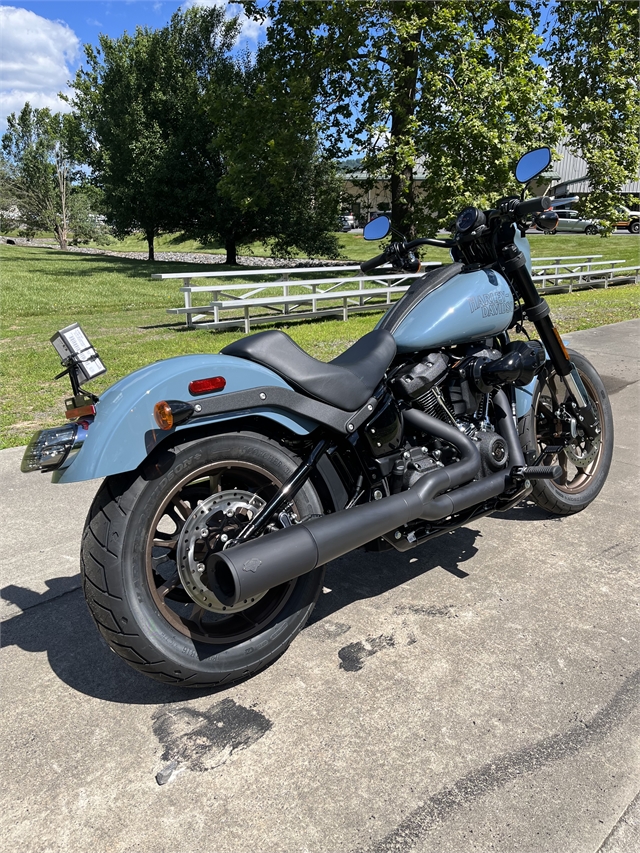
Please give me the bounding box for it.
[1,320,638,853]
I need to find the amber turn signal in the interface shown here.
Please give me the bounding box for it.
[65,404,96,420]
[153,400,195,431]
[552,325,570,361]
[154,401,174,430]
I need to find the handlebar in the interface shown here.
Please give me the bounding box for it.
[359,196,551,273]
[360,251,389,273]
[514,195,551,219]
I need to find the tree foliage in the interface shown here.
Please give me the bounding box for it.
[195,49,341,263]
[68,5,238,260]
[544,0,640,231]
[244,0,562,238]
[69,6,340,263]
[1,103,79,249]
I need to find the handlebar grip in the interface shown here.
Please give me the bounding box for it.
[360,251,389,273]
[514,196,552,219]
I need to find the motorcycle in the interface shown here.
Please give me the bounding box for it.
[21,148,613,687]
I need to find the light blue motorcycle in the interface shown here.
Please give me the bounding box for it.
[22,148,613,687]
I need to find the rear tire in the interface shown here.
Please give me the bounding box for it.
[629,221,639,234]
[81,432,325,686]
[518,350,613,515]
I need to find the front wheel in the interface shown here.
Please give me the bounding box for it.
[518,350,613,515]
[81,432,325,686]
[585,225,599,235]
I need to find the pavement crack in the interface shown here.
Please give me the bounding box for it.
[595,789,640,853]
[355,669,640,853]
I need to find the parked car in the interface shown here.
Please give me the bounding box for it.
[614,205,640,234]
[339,214,356,231]
[537,209,602,235]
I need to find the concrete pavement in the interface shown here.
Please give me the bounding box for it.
[1,320,638,853]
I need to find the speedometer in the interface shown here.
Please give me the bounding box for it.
[456,206,486,233]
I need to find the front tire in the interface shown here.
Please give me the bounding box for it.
[585,225,599,235]
[519,350,613,515]
[81,432,325,686]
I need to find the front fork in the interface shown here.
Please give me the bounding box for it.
[501,244,600,440]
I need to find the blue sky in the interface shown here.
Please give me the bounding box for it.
[0,1,267,129]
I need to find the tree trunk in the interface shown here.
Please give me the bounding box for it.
[225,236,238,266]
[54,222,68,251]
[389,14,422,240]
[146,230,155,262]
[55,147,69,250]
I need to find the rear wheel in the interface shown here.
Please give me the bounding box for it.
[81,432,325,686]
[629,221,639,234]
[519,350,613,515]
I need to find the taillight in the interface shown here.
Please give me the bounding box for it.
[21,423,86,473]
[188,376,226,396]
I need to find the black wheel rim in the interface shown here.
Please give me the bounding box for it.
[145,460,297,644]
[535,369,607,494]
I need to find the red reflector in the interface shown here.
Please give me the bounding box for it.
[65,404,96,420]
[189,376,226,396]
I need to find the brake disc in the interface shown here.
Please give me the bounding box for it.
[176,489,267,613]
[564,434,601,467]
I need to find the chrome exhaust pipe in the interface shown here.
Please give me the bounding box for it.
[209,390,523,607]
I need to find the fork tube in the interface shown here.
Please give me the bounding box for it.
[500,243,594,421]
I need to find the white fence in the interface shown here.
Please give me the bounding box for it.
[153,264,439,331]
[152,256,638,331]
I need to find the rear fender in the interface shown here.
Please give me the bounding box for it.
[53,354,318,483]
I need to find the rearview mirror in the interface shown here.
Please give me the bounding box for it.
[363,215,391,241]
[515,147,552,184]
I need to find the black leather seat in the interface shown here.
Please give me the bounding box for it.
[221,329,397,410]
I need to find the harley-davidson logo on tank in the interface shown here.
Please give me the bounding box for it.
[468,291,513,317]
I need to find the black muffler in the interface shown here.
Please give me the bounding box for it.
[209,390,524,608]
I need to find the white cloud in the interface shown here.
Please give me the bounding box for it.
[0,6,79,127]
[184,0,268,43]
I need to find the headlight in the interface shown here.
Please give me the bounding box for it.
[21,422,86,473]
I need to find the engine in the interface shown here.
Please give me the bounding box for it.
[392,339,545,477]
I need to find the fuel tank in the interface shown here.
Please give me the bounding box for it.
[388,267,514,353]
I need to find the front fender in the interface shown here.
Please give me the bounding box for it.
[515,377,537,419]
[54,354,318,483]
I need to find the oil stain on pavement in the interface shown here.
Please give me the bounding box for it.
[338,634,396,672]
[152,698,272,784]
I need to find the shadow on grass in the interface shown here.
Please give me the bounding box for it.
[138,310,386,336]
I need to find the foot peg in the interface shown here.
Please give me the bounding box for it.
[512,465,562,481]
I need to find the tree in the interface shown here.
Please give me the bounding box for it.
[1,103,78,249]
[544,0,640,231]
[244,1,562,239]
[70,6,341,264]
[69,6,239,261]
[191,48,342,264]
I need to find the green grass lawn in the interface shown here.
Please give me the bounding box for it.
[1,235,638,449]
